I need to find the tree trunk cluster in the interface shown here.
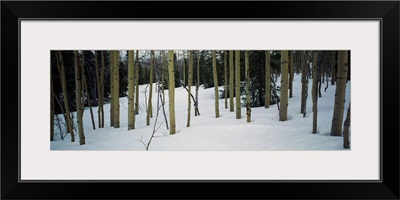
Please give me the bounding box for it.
[51,50,350,149]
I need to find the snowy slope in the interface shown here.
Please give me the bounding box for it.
[51,74,351,150]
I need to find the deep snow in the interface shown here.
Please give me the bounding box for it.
[51,74,350,150]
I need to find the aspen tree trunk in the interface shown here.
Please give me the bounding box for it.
[279,51,289,121]
[82,52,96,130]
[300,51,308,114]
[312,51,319,133]
[51,66,54,141]
[135,50,140,115]
[109,51,114,127]
[128,50,135,130]
[162,51,167,105]
[331,51,337,85]
[229,50,234,112]
[321,63,325,84]
[113,50,120,128]
[289,51,294,98]
[224,51,228,109]
[83,74,96,130]
[187,50,193,127]
[298,51,302,72]
[74,51,85,145]
[265,50,271,108]
[197,51,200,87]
[195,51,200,116]
[182,51,186,86]
[146,50,154,126]
[235,50,241,119]
[212,50,220,118]
[294,51,298,73]
[56,51,75,142]
[318,63,323,97]
[100,51,105,128]
[330,51,349,136]
[81,51,85,107]
[245,51,251,122]
[150,51,154,118]
[168,50,176,135]
[95,51,102,128]
[343,103,350,148]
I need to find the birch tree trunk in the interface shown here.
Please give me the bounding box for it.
[168,50,176,135]
[113,50,120,128]
[235,50,241,119]
[128,50,135,130]
[212,50,220,118]
[229,50,234,112]
[279,50,289,121]
[56,51,75,142]
[74,51,85,145]
[265,50,271,108]
[330,51,349,136]
[245,51,251,122]
[187,50,193,127]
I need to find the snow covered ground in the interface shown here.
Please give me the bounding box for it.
[51,74,350,151]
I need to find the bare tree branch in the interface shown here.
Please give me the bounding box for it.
[178,80,200,116]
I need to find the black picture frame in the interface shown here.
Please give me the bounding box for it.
[2,1,399,199]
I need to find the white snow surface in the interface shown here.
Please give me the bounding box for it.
[51,74,350,151]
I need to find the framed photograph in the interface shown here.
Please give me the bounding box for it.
[2,1,398,199]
